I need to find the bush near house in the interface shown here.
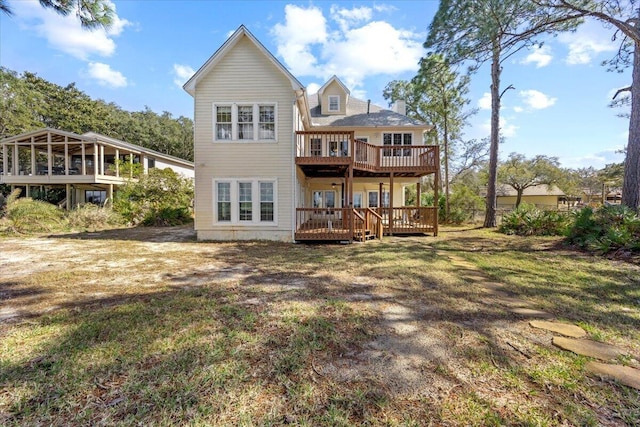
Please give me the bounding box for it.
[113,168,194,226]
[499,203,570,236]
[567,205,640,253]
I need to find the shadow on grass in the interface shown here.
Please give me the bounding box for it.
[2,228,639,425]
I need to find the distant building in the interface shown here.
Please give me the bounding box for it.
[0,128,194,207]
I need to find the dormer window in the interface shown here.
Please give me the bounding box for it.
[328,95,340,112]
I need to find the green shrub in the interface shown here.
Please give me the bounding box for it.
[113,168,194,226]
[5,197,67,233]
[67,204,125,231]
[499,203,570,236]
[566,205,640,253]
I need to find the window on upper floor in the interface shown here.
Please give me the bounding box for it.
[328,95,340,112]
[213,103,277,142]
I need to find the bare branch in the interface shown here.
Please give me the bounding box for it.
[612,86,632,99]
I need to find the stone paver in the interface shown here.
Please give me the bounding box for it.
[553,337,625,361]
[586,362,640,390]
[529,320,587,338]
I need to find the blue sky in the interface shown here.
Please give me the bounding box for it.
[0,0,631,169]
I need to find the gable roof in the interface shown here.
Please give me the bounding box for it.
[183,25,304,96]
[318,75,350,96]
[308,95,429,128]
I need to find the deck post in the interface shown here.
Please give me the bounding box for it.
[64,137,69,175]
[416,182,421,207]
[65,183,71,211]
[81,143,86,175]
[434,167,439,236]
[115,149,120,177]
[389,172,394,236]
[349,163,354,242]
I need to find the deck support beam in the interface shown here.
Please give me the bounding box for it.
[417,182,421,207]
[389,172,394,235]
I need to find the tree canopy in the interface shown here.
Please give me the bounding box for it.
[425,0,583,227]
[0,68,194,161]
[534,0,640,209]
[1,0,113,29]
[497,153,563,207]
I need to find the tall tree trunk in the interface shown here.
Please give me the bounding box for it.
[484,41,501,227]
[622,38,640,210]
[516,189,523,208]
[443,111,450,222]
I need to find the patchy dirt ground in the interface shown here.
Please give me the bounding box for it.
[1,226,638,425]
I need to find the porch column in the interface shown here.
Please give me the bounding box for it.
[93,143,99,178]
[47,133,52,175]
[81,143,86,175]
[65,184,71,211]
[129,152,133,177]
[100,145,105,175]
[26,185,30,198]
[64,137,69,175]
[389,173,394,236]
[107,184,114,206]
[2,143,8,176]
[115,148,120,177]
[434,170,439,236]
[30,137,35,176]
[416,182,421,207]
[13,142,19,175]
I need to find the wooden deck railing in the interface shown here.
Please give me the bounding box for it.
[296,132,439,173]
[295,206,437,241]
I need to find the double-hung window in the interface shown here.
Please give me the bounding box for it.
[217,182,231,221]
[238,182,252,221]
[216,106,232,140]
[260,182,274,221]
[213,103,276,142]
[259,106,275,139]
[238,106,254,140]
[214,178,277,224]
[328,95,339,112]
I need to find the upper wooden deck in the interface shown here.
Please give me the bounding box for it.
[295,131,439,178]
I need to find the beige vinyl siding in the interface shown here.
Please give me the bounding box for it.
[497,195,560,209]
[303,178,418,208]
[192,35,295,240]
[320,80,347,115]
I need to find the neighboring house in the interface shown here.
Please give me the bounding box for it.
[495,184,566,210]
[0,128,194,207]
[183,25,439,242]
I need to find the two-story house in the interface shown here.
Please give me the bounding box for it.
[184,25,439,242]
[0,128,194,207]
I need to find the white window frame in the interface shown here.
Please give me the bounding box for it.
[213,178,278,225]
[328,95,340,112]
[213,103,277,143]
[382,132,413,156]
[353,192,363,209]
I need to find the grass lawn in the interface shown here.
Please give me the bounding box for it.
[0,226,638,426]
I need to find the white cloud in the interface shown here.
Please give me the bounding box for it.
[565,146,625,168]
[558,22,617,65]
[519,89,557,109]
[173,64,195,88]
[330,5,372,32]
[86,62,127,88]
[271,5,328,76]
[12,0,131,60]
[478,92,491,110]
[513,106,524,113]
[306,82,321,95]
[520,45,552,68]
[271,4,423,94]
